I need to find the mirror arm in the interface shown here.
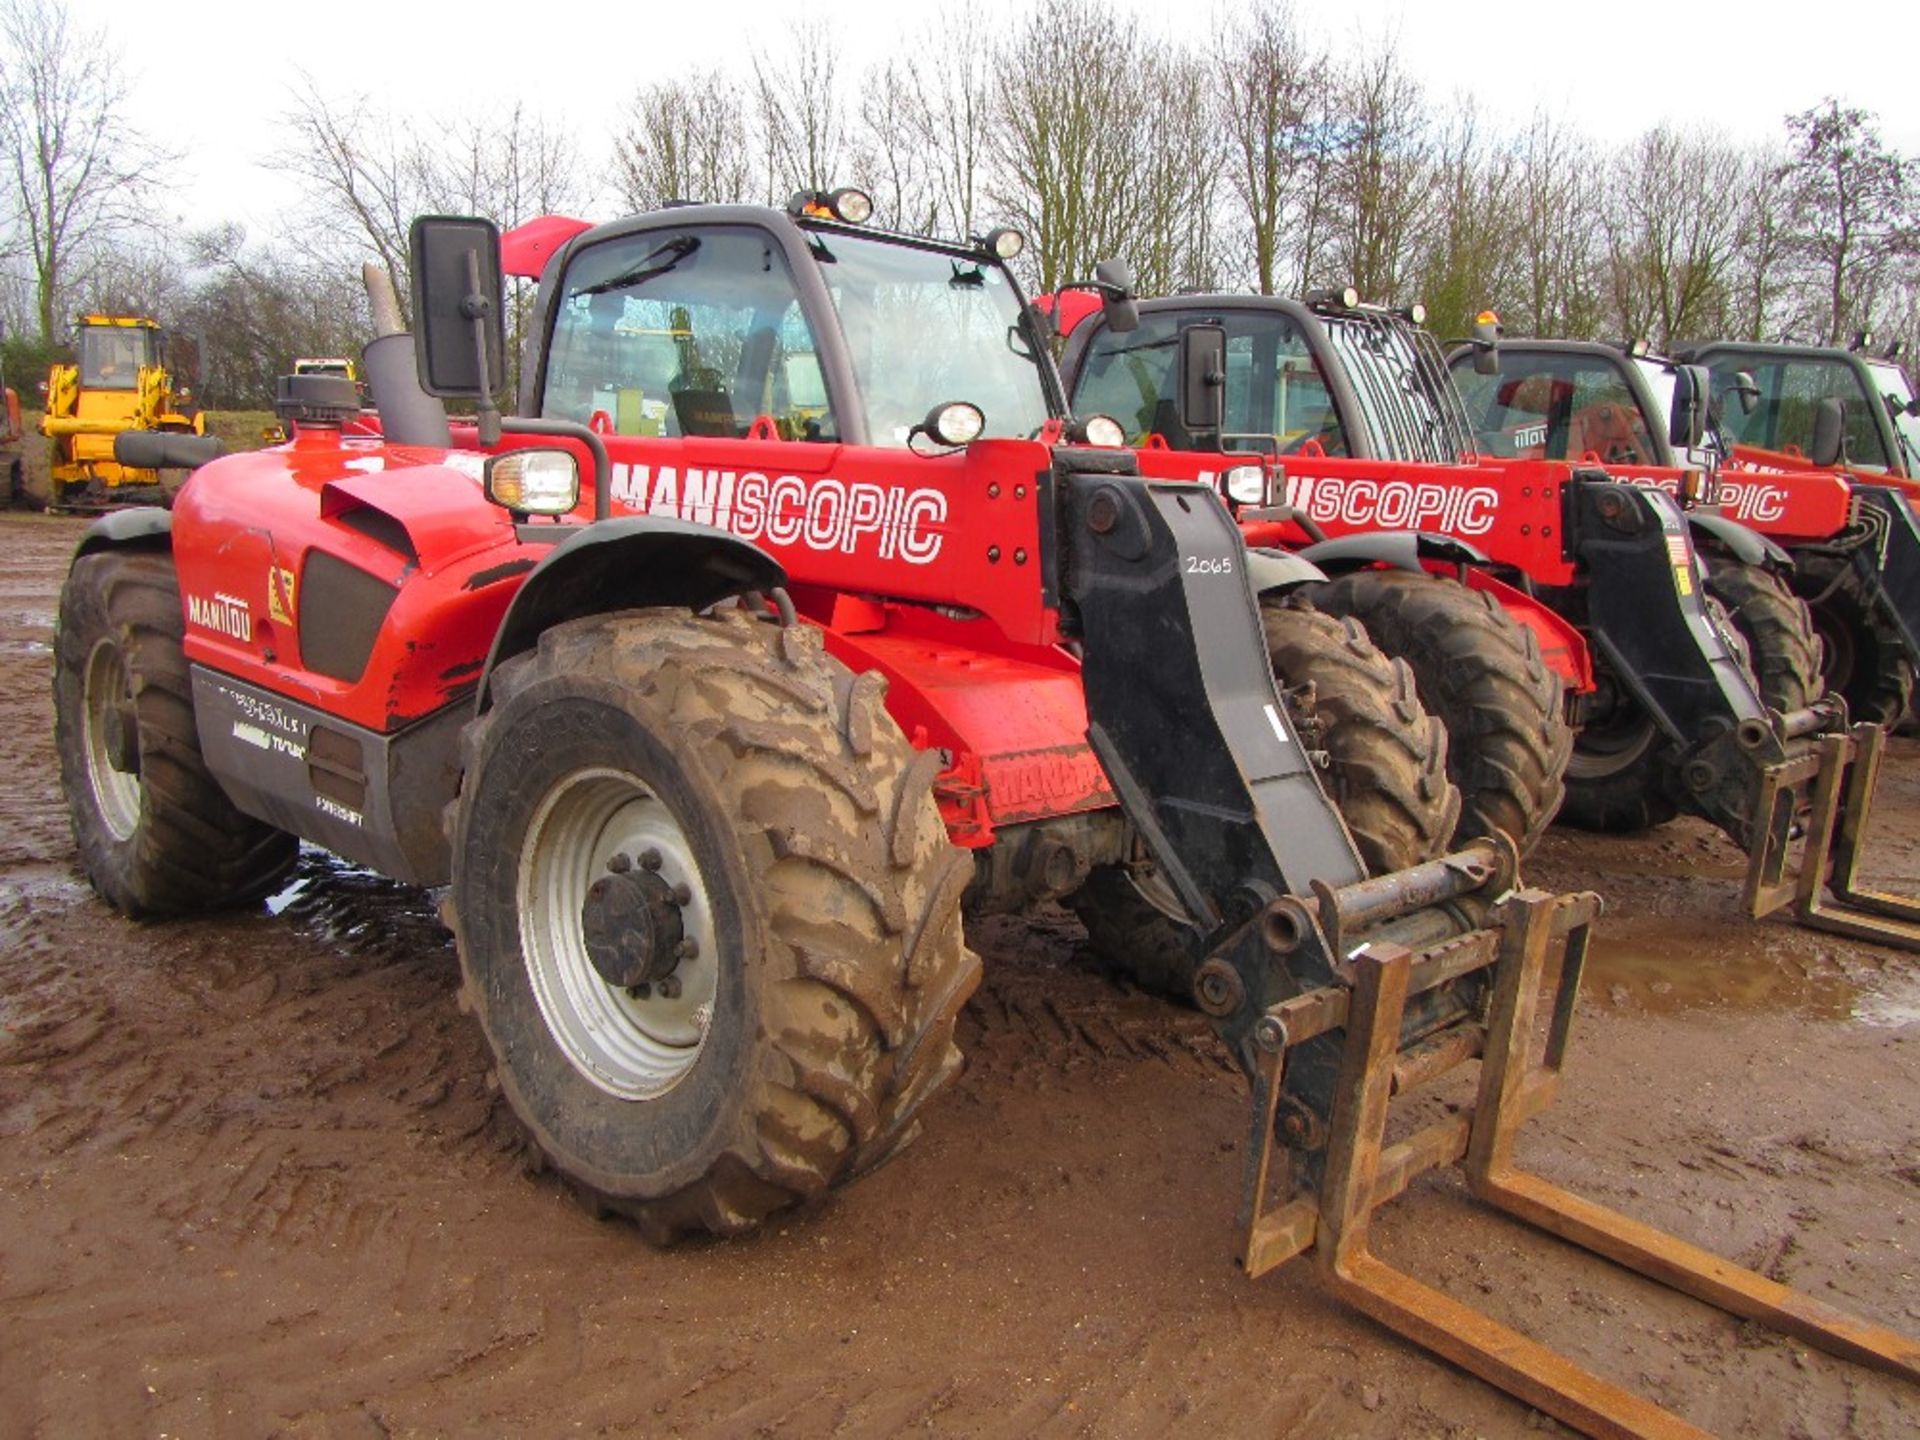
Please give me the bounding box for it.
[463,249,503,448]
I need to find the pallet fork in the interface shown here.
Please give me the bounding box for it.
[1745,717,1920,948]
[1239,888,1920,1438]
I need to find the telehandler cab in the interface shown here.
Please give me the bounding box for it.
[53,200,1916,1434]
[1448,337,1920,730]
[1058,290,1920,953]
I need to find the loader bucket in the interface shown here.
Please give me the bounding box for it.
[1238,884,1920,1438]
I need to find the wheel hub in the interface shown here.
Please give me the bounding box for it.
[581,851,690,992]
[102,701,140,774]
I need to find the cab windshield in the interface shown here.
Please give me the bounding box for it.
[809,229,1052,446]
[1319,314,1474,464]
[78,326,152,390]
[1709,355,1894,472]
[1866,361,1920,475]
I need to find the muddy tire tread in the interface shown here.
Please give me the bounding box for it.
[1315,569,1570,853]
[447,608,980,1242]
[54,550,296,915]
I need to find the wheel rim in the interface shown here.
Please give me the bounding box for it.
[1811,605,1857,693]
[1567,677,1657,781]
[518,766,719,1100]
[82,639,142,842]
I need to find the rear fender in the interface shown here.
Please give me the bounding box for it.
[1297,530,1491,575]
[74,507,171,562]
[1687,511,1791,572]
[479,517,785,710]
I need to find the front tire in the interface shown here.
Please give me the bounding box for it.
[53,550,297,914]
[1070,597,1458,998]
[1705,560,1822,714]
[449,608,980,1242]
[1791,552,1913,727]
[1315,569,1571,854]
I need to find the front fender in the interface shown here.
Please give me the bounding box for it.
[1687,511,1791,571]
[74,507,171,562]
[1245,547,1328,597]
[1297,530,1491,575]
[480,517,786,709]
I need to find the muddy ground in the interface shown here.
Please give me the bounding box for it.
[0,510,1915,1438]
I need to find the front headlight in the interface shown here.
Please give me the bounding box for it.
[925,401,986,447]
[1081,414,1125,448]
[486,449,580,514]
[1223,464,1265,505]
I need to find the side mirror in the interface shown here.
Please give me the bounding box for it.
[1810,396,1847,469]
[1093,258,1138,335]
[1178,323,1226,434]
[1731,369,1760,417]
[1669,364,1711,450]
[409,215,506,405]
[1471,312,1501,376]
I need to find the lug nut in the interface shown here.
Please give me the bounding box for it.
[671,882,692,906]
[640,849,663,871]
[606,852,632,874]
[676,938,699,960]
[657,975,683,1000]
[627,982,652,999]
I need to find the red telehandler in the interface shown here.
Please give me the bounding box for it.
[53,199,1917,1433]
[1057,289,1920,954]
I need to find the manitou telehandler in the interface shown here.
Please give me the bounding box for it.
[40,314,206,511]
[1447,337,1920,729]
[54,198,1916,1433]
[1057,288,1920,954]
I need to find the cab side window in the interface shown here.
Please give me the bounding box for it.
[1074,311,1346,454]
[542,228,837,443]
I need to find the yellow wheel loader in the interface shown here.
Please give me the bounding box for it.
[40,315,203,510]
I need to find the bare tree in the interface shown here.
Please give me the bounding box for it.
[1323,43,1431,302]
[1780,100,1915,344]
[614,71,752,211]
[754,24,847,203]
[987,0,1156,293]
[1413,102,1520,341]
[1600,126,1747,348]
[0,0,166,342]
[271,73,420,285]
[1508,113,1604,337]
[1213,2,1319,295]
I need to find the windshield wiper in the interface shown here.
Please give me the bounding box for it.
[578,236,701,297]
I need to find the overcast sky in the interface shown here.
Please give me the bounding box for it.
[86,0,1920,241]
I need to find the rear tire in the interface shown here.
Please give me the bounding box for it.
[53,550,297,914]
[1791,552,1913,727]
[1315,569,1570,854]
[1070,597,1458,998]
[448,609,979,1242]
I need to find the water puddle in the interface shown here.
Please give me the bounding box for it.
[1580,925,1920,1029]
[266,845,450,962]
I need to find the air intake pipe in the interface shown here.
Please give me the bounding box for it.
[359,263,453,448]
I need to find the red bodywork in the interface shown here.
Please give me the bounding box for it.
[172,424,1109,853]
[1728,441,1920,505]
[1127,445,1595,692]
